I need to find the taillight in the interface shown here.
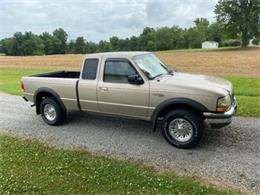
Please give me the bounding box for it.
[20,80,25,91]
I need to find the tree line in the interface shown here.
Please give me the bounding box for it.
[0,19,238,56]
[0,0,259,56]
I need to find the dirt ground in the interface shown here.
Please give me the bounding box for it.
[0,47,259,77]
[157,47,260,77]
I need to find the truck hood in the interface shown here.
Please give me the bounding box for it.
[159,72,232,95]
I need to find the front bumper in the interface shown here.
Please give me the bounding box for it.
[203,97,237,128]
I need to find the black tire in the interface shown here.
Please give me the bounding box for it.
[162,109,204,149]
[40,97,66,125]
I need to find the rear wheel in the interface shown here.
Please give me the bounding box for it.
[162,109,204,149]
[40,98,66,125]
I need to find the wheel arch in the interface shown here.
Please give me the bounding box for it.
[34,87,66,115]
[151,98,208,131]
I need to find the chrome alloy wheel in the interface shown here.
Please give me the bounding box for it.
[43,103,57,121]
[168,118,194,142]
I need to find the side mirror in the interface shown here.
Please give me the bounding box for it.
[128,74,144,85]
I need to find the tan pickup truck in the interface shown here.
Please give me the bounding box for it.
[21,52,237,148]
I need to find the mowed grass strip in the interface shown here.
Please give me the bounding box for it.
[0,68,259,117]
[225,76,260,97]
[0,68,55,95]
[235,96,260,117]
[225,76,260,117]
[0,133,235,194]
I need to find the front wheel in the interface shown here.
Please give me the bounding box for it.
[40,98,66,125]
[162,109,204,149]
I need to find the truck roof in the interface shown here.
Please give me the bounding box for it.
[85,51,151,58]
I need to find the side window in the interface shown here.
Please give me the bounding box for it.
[82,59,99,80]
[104,60,137,83]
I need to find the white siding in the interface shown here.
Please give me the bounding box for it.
[202,41,219,49]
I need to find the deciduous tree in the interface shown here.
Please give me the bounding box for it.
[215,0,260,47]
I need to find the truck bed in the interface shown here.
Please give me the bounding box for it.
[22,71,80,111]
[31,71,80,79]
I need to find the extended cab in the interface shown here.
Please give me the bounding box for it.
[21,52,237,148]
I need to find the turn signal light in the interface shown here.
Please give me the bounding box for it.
[216,107,227,113]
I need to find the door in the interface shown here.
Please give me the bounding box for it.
[78,58,100,112]
[97,58,150,119]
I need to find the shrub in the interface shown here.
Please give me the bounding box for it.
[252,38,260,45]
[222,39,241,47]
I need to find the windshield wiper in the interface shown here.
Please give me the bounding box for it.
[151,71,174,80]
[151,73,164,80]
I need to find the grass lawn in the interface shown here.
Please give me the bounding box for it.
[235,96,260,117]
[225,76,260,97]
[0,133,235,194]
[225,76,260,117]
[0,68,259,117]
[0,68,56,95]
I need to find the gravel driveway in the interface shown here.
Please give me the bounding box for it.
[0,92,260,193]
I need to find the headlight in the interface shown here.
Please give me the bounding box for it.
[216,95,231,112]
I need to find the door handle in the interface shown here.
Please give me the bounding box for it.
[99,87,108,91]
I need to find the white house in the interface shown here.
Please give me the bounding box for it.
[202,41,219,49]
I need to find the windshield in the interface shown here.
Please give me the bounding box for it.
[133,53,171,79]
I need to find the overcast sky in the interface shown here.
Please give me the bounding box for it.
[0,0,218,42]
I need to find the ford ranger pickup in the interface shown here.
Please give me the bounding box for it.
[21,52,237,148]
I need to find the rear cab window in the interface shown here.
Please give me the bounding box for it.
[82,58,99,80]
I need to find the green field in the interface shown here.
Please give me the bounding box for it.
[0,68,259,117]
[0,133,235,194]
[225,76,260,117]
[0,68,55,95]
